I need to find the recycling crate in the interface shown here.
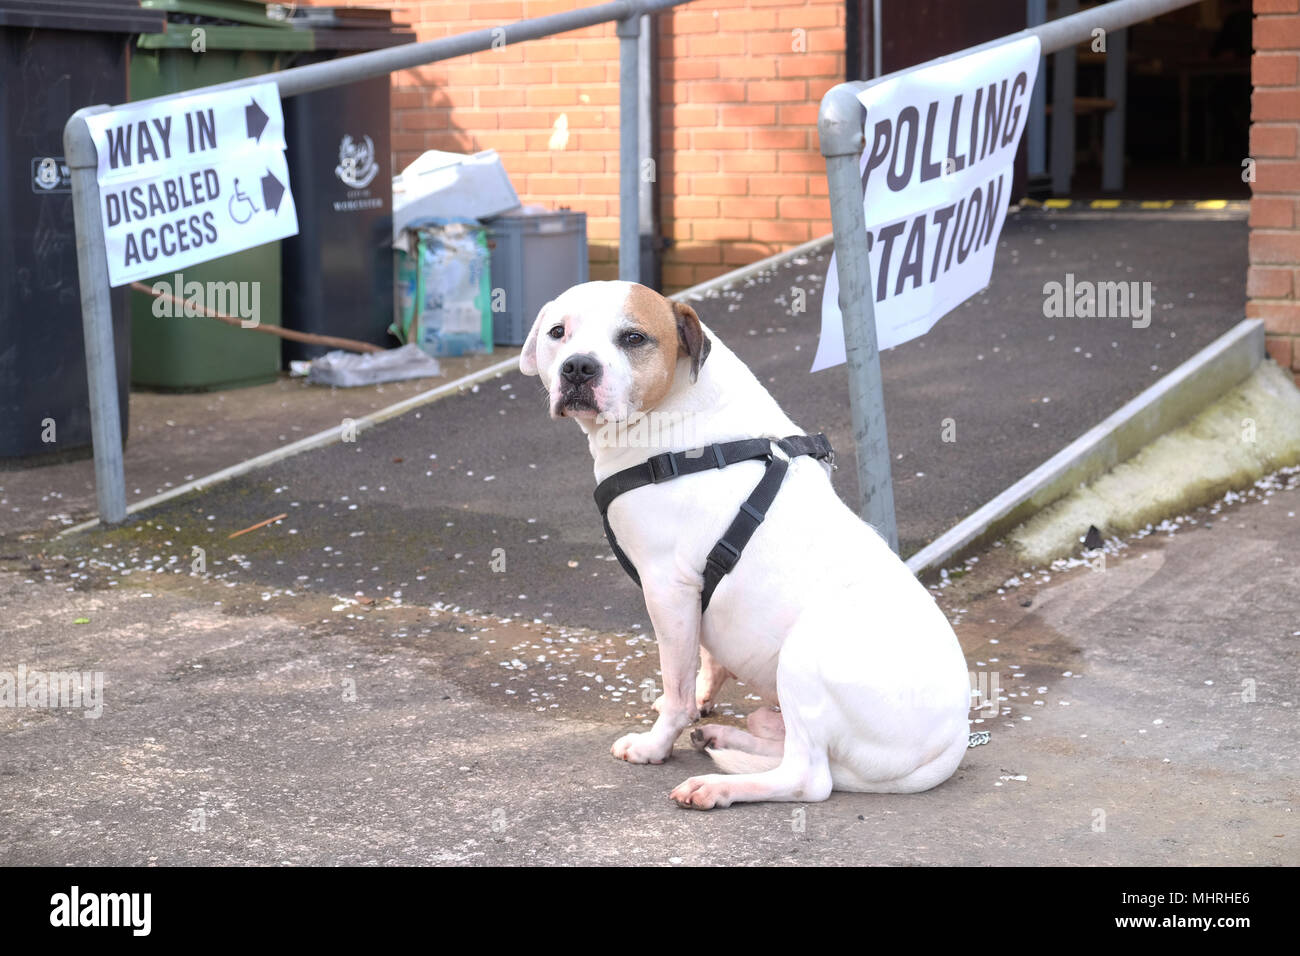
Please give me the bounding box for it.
[484,208,589,346]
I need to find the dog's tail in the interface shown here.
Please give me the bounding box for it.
[705,747,782,775]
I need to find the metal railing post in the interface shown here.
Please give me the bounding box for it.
[617,14,641,283]
[871,0,882,78]
[61,0,702,527]
[1050,0,1079,195]
[816,0,1202,552]
[819,85,899,552]
[637,14,658,286]
[1103,26,1128,191]
[1026,0,1048,179]
[64,107,127,525]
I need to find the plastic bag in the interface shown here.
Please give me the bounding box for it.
[307,343,441,387]
[392,219,494,357]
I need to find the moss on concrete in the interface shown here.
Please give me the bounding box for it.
[1009,360,1300,564]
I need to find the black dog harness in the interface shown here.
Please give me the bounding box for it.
[593,433,834,612]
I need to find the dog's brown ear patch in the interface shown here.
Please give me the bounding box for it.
[673,301,711,383]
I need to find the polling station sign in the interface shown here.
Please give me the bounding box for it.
[83,82,299,288]
[812,36,1040,371]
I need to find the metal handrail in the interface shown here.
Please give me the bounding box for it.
[64,0,700,524]
[817,0,1208,551]
[121,0,684,104]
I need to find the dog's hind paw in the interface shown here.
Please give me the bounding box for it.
[671,775,731,810]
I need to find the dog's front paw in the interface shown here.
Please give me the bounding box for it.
[671,774,732,810]
[611,731,670,765]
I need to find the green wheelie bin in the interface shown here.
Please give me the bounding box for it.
[127,3,311,390]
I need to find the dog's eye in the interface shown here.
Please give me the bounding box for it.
[620,331,647,347]
[547,325,564,340]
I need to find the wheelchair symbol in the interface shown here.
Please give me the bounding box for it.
[229,178,259,224]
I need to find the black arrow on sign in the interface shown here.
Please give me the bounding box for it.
[261,170,286,214]
[245,99,269,142]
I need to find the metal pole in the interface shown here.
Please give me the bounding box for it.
[817,0,1202,547]
[64,107,127,525]
[1050,0,1078,195]
[871,0,882,78]
[617,14,641,283]
[637,14,658,287]
[1102,27,1127,191]
[63,0,704,526]
[819,90,899,552]
[113,0,693,108]
[1026,0,1048,178]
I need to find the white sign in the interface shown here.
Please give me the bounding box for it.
[84,82,299,288]
[812,36,1040,371]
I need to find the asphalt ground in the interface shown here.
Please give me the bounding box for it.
[1,462,1294,865]
[0,351,507,540]
[25,205,1249,636]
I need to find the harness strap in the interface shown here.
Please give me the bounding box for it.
[594,433,831,515]
[699,454,788,610]
[601,508,644,588]
[594,433,833,612]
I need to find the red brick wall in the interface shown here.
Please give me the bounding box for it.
[656,0,842,286]
[1251,0,1300,382]
[304,0,842,289]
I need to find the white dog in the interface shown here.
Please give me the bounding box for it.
[520,280,971,809]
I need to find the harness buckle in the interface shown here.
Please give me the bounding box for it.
[813,434,836,469]
[705,539,742,576]
[649,452,679,483]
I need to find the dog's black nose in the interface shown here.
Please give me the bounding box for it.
[560,353,601,386]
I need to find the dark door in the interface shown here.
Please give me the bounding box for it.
[846,1,1030,197]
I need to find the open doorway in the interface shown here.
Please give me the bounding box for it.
[845,0,1253,199]
[1065,0,1251,198]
